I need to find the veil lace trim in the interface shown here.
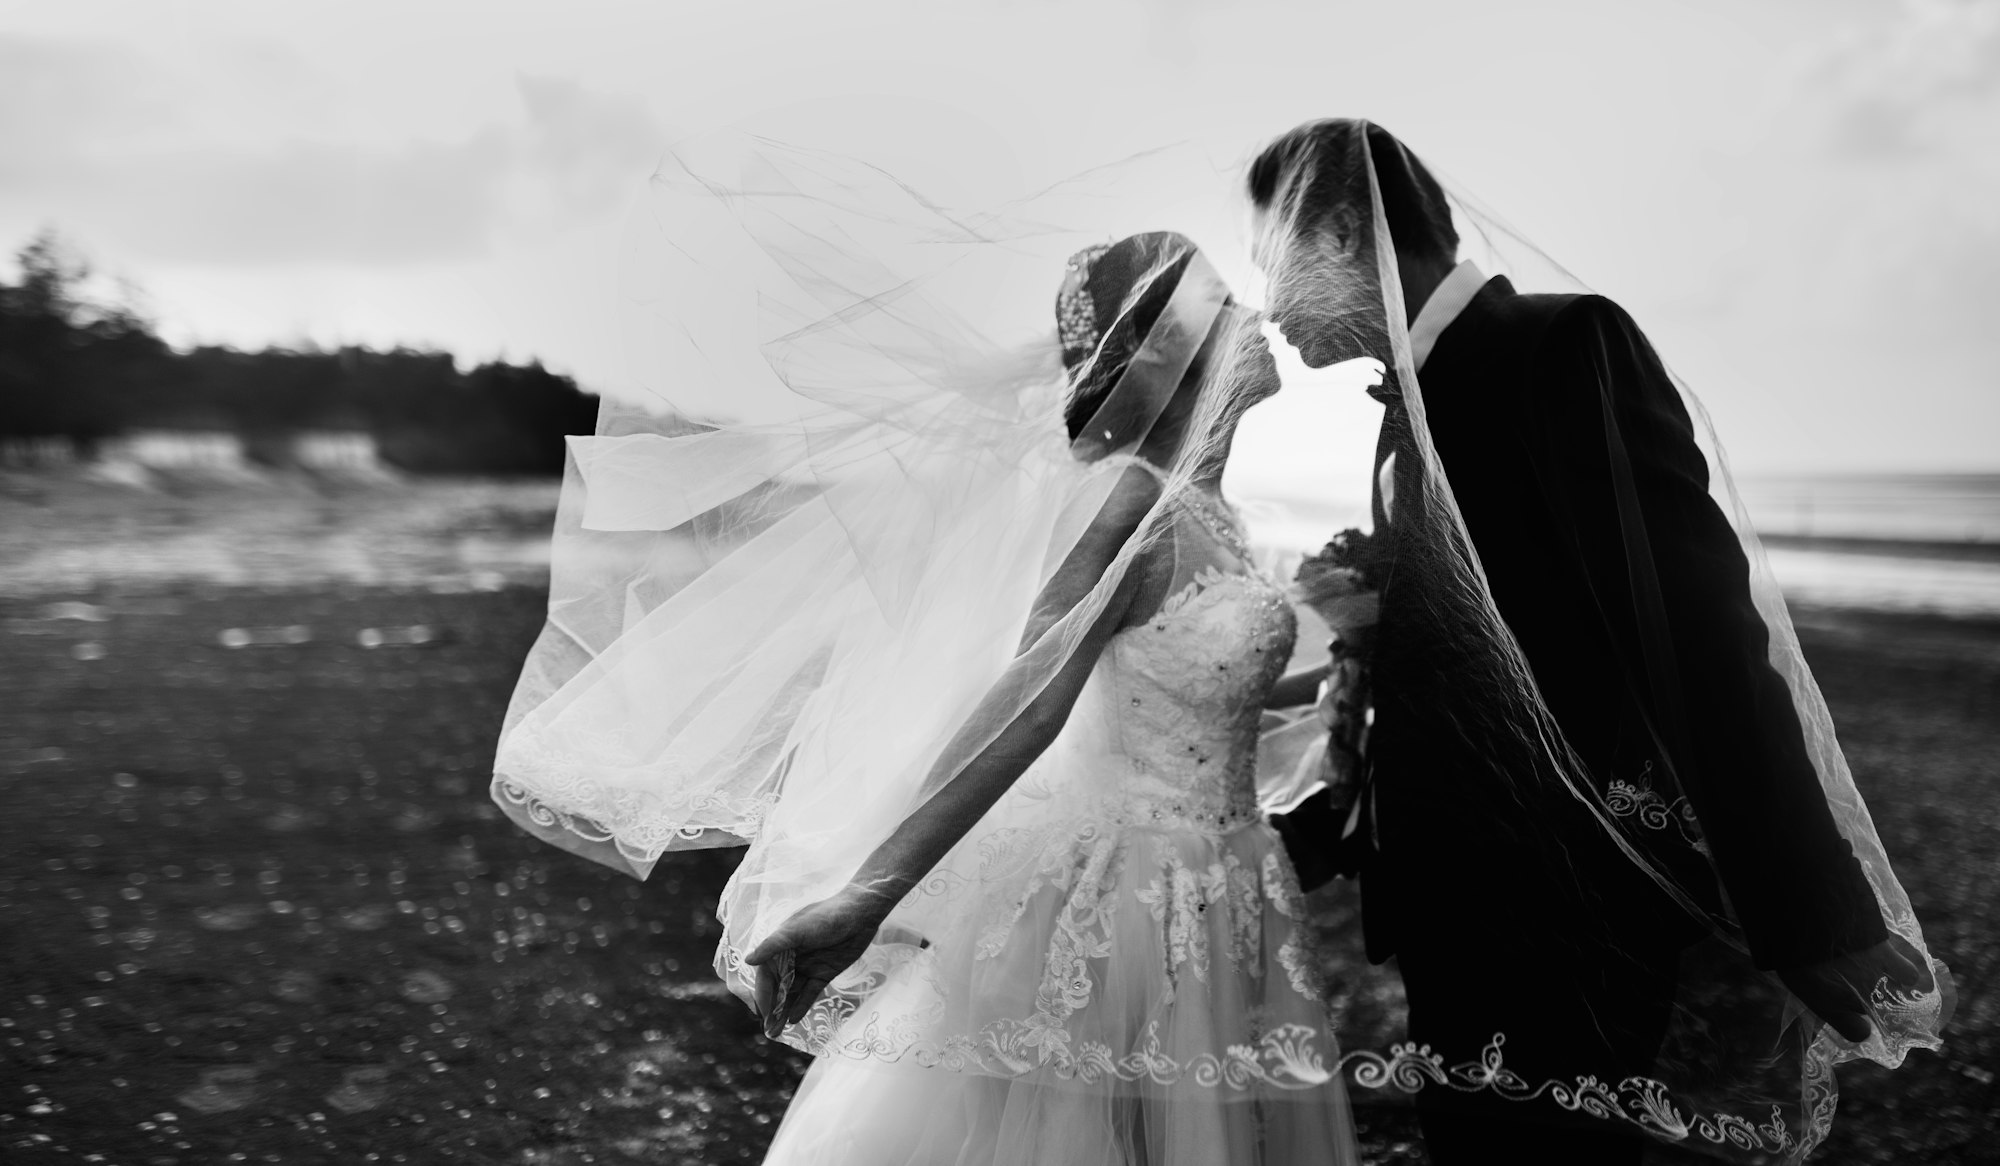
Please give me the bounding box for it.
[742,828,1338,1092]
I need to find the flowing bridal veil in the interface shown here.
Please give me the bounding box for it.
[489,109,1949,1163]
[492,121,1359,1163]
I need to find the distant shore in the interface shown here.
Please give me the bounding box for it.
[1761,533,2000,564]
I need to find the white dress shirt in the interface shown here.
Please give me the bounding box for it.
[1406,259,1488,375]
[1379,259,1487,524]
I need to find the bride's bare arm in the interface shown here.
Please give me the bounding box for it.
[850,468,1164,892]
[744,465,1162,1025]
[1263,663,1331,709]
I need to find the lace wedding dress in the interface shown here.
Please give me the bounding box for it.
[760,500,1359,1166]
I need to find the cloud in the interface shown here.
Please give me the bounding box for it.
[508,76,667,230]
[1807,0,2000,159]
[1713,0,2000,341]
[0,36,667,266]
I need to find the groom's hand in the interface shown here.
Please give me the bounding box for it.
[1778,933,1934,1043]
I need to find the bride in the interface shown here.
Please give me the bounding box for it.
[743,231,1357,1165]
[492,135,1360,1166]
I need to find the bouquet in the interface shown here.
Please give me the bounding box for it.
[1290,527,1385,648]
[1288,529,1385,833]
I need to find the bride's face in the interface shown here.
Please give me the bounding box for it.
[1230,309,1282,407]
[1188,303,1280,421]
[1148,307,1279,459]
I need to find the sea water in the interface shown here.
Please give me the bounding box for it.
[1236,474,2000,618]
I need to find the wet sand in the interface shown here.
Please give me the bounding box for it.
[1,477,1993,1163]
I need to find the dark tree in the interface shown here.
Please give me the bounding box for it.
[0,231,600,474]
[0,230,170,444]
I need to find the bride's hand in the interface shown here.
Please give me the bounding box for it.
[743,884,900,1037]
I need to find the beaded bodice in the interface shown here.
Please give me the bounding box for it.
[1089,563,1297,833]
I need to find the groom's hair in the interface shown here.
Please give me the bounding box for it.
[1247,120,1458,265]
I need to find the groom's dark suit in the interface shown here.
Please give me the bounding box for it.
[1310,273,1886,1158]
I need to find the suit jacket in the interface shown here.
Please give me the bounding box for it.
[1322,276,1884,972]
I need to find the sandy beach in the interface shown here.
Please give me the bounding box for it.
[1,474,1993,1164]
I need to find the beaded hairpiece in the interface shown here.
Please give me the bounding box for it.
[1057,244,1112,368]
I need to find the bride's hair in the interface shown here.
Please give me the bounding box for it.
[1055,231,1199,442]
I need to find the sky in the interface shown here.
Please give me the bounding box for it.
[1,0,1995,479]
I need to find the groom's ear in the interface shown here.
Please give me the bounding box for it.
[1249,207,1275,269]
[1249,205,1309,272]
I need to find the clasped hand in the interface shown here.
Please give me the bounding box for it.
[742,883,901,1039]
[1778,932,1935,1044]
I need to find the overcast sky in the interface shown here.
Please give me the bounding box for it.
[2,0,1994,475]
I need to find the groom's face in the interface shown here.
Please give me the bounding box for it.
[1252,207,1362,371]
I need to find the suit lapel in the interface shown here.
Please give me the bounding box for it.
[1365,275,1516,540]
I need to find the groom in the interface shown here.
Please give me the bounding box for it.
[1250,120,1926,1163]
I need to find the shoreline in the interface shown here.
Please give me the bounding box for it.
[6,474,2000,619]
[1760,533,2000,564]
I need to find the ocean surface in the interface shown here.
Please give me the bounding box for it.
[1730,473,2000,542]
[1735,474,2000,618]
[1239,473,2000,619]
[6,471,1998,618]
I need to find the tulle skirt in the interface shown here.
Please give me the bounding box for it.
[761,820,1359,1166]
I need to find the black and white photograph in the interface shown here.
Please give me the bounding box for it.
[0,1,1990,1162]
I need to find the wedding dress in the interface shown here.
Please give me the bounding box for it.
[759,494,1358,1166]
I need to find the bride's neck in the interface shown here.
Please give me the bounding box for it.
[1190,426,1238,490]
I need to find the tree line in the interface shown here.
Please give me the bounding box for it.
[0,232,598,474]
